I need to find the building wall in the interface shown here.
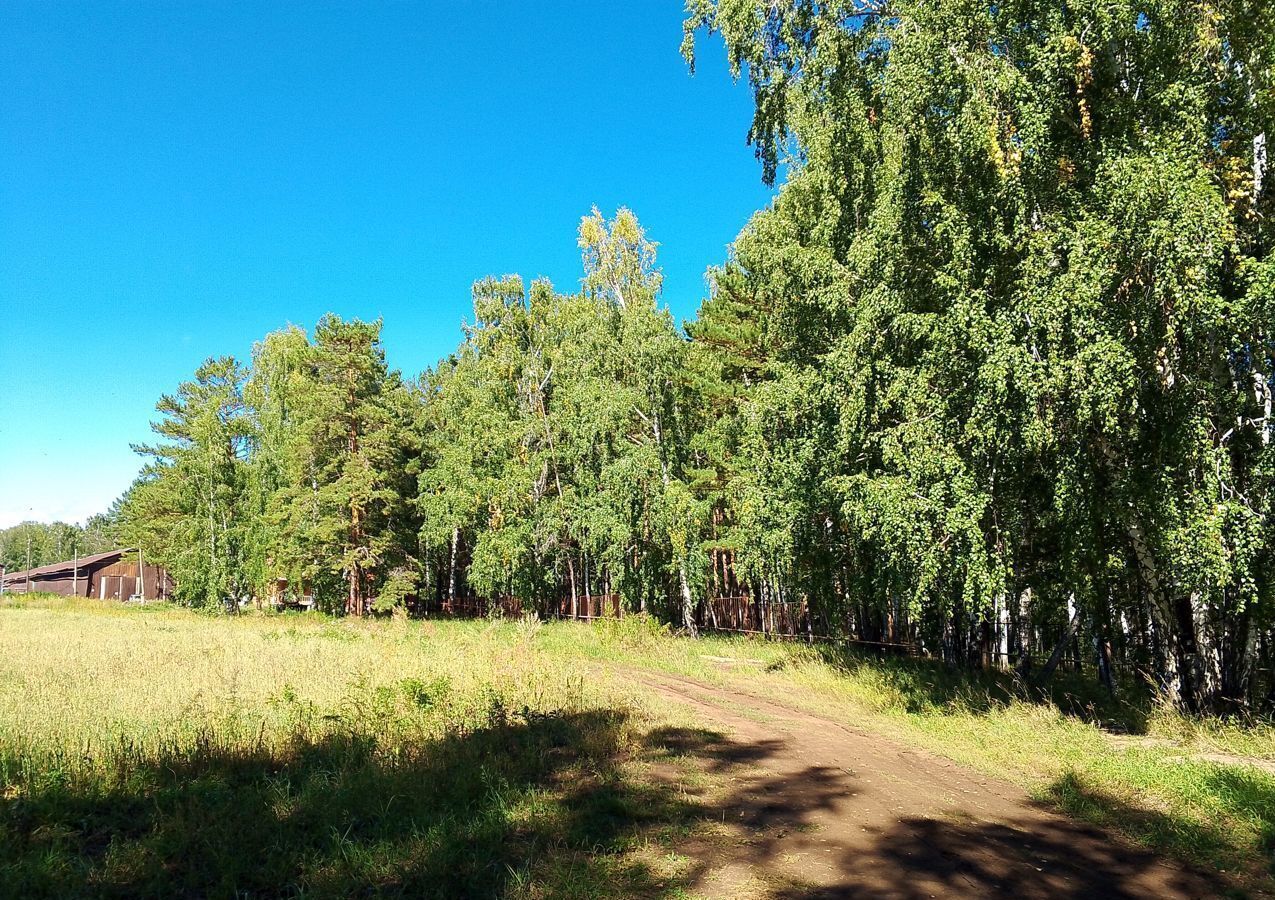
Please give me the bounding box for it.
[1,559,173,600]
[6,574,84,596]
[89,563,173,601]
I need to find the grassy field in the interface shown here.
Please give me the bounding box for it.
[0,598,736,898]
[1,596,1272,897]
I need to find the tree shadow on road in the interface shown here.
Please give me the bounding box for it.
[770,811,1218,900]
[644,726,1225,898]
[1,713,1236,899]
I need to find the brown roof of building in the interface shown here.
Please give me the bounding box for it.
[1,548,135,584]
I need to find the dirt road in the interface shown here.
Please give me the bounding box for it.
[629,669,1218,899]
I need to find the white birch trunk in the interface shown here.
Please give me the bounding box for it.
[652,409,696,636]
[1125,517,1183,705]
[448,527,459,606]
[996,591,1010,670]
[1254,131,1266,207]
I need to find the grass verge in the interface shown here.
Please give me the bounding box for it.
[2,596,1272,896]
[543,615,1275,892]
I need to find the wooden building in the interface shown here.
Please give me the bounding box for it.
[0,548,173,601]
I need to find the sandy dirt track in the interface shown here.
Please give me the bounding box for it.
[628,668,1219,899]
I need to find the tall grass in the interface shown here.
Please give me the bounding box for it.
[3,596,1272,894]
[0,598,701,898]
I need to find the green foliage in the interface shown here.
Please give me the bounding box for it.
[252,315,421,615]
[120,356,253,608]
[117,321,419,614]
[416,210,702,624]
[683,0,1275,711]
[97,4,1274,713]
[0,518,117,573]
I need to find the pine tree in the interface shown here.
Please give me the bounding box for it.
[123,357,252,608]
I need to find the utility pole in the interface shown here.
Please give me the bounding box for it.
[72,537,78,597]
[26,533,32,593]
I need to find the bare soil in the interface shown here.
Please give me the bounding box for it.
[1106,733,1275,776]
[629,669,1222,899]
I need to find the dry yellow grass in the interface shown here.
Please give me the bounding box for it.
[0,597,712,898]
[0,600,600,757]
[2,596,1272,897]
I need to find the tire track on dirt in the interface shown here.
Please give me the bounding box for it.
[625,667,1219,899]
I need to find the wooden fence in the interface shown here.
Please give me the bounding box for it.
[551,594,624,620]
[701,595,807,637]
[420,593,623,622]
[418,591,920,655]
[417,590,1130,678]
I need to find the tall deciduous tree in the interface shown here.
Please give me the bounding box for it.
[123,357,252,608]
[684,0,1274,710]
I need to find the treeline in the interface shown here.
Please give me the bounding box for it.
[118,210,695,622]
[0,518,117,574]
[118,0,1273,714]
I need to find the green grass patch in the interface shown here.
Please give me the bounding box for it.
[0,599,717,898]
[3,596,1273,895]
[539,620,1275,888]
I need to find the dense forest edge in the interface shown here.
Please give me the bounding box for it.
[16,1,1274,719]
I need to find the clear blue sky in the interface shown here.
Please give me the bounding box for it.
[0,2,773,528]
